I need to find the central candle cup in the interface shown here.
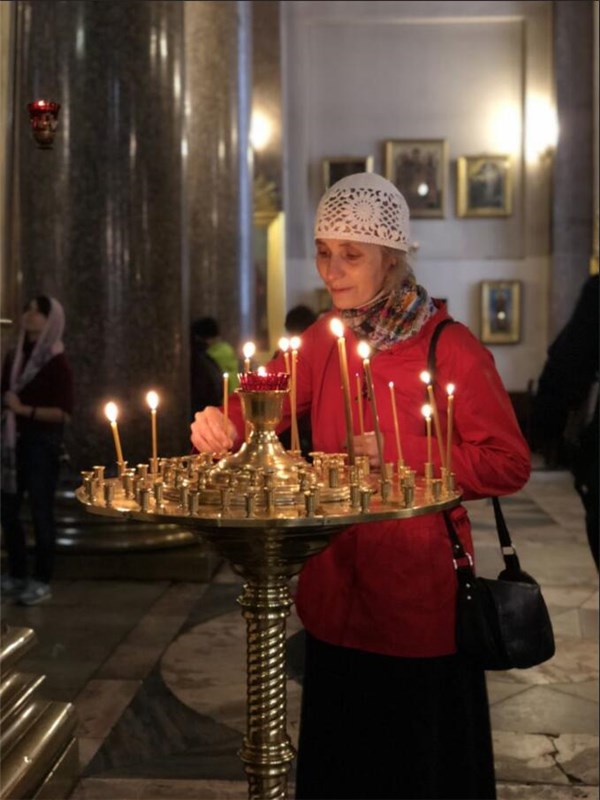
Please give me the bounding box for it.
[213,374,300,481]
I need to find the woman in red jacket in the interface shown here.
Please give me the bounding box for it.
[191,173,530,800]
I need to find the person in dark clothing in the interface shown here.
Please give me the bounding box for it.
[284,304,317,336]
[191,316,240,394]
[1,296,74,605]
[532,274,599,569]
[189,319,226,417]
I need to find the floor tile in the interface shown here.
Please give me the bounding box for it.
[491,685,599,735]
[3,468,597,799]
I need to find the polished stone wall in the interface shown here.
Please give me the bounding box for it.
[8,0,252,471]
[552,0,595,338]
[184,1,253,351]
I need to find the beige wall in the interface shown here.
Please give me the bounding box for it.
[281,0,555,391]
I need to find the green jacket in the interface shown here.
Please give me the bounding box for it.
[207,341,240,391]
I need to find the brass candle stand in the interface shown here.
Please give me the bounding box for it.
[77,387,460,800]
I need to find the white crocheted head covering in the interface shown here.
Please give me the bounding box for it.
[314,172,411,252]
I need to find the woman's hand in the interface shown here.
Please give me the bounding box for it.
[191,406,238,453]
[352,431,383,469]
[4,391,26,415]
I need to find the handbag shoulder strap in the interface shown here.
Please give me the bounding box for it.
[429,318,523,574]
[444,502,523,577]
[492,496,522,573]
[427,317,456,379]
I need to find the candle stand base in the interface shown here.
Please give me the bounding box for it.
[77,389,461,800]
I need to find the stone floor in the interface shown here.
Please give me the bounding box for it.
[1,468,598,800]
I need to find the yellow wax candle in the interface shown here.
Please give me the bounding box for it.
[222,373,229,432]
[388,381,404,465]
[104,402,124,464]
[242,341,256,373]
[145,391,159,471]
[358,341,385,473]
[330,319,355,465]
[446,383,455,474]
[290,336,301,452]
[355,373,365,436]
[278,337,291,375]
[422,404,433,466]
[420,371,446,470]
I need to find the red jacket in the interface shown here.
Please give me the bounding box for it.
[226,305,531,657]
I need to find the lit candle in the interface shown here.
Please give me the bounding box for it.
[355,373,365,436]
[388,381,404,466]
[421,403,433,466]
[104,402,124,464]
[243,341,256,373]
[420,371,446,470]
[278,336,291,375]
[146,391,159,472]
[357,341,385,473]
[290,336,301,452]
[446,383,455,473]
[222,373,229,432]
[330,319,355,465]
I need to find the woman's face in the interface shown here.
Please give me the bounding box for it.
[22,300,47,337]
[315,239,394,309]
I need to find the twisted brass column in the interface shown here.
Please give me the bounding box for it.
[239,577,295,799]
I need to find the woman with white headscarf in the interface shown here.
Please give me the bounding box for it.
[1,295,74,606]
[190,173,530,799]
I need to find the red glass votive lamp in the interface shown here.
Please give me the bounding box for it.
[238,372,289,392]
[27,100,61,149]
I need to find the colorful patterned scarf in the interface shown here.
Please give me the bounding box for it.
[340,280,437,351]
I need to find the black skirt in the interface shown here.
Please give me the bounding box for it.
[295,633,496,800]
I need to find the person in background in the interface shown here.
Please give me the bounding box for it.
[190,172,530,799]
[1,296,74,606]
[189,318,231,416]
[191,316,240,392]
[532,273,599,570]
[284,304,317,336]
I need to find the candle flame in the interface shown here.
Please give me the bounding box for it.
[420,370,431,385]
[146,390,159,410]
[388,381,394,389]
[330,318,344,338]
[242,341,256,359]
[278,337,290,352]
[357,341,371,360]
[104,401,118,423]
[257,366,267,376]
[446,383,455,396]
[421,403,432,419]
[289,335,301,351]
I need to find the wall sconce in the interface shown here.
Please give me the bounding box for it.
[250,109,274,152]
[526,96,558,164]
[27,99,61,149]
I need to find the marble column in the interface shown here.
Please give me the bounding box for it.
[7,0,252,471]
[184,1,254,352]
[251,1,284,353]
[551,0,595,338]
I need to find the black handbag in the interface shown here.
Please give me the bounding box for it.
[444,502,555,670]
[427,316,555,671]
